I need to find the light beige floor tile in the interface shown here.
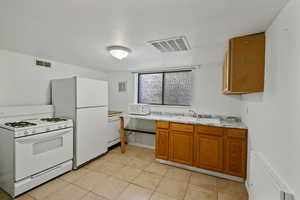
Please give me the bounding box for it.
[135,151,155,162]
[184,184,217,200]
[117,184,152,200]
[60,168,90,183]
[0,189,11,200]
[110,147,122,154]
[104,153,130,165]
[165,167,191,183]
[144,162,169,176]
[92,176,128,200]
[126,157,151,170]
[156,177,188,199]
[123,150,139,157]
[16,194,35,200]
[45,184,88,200]
[92,161,125,176]
[74,171,109,191]
[216,179,247,195]
[28,179,69,199]
[113,166,142,182]
[126,145,144,152]
[81,192,107,200]
[132,171,162,190]
[218,192,248,200]
[84,157,108,170]
[150,192,178,200]
[189,172,217,191]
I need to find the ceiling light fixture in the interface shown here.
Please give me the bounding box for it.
[106,45,131,60]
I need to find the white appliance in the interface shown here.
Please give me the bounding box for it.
[128,104,150,115]
[107,113,121,147]
[52,77,108,168]
[0,105,73,197]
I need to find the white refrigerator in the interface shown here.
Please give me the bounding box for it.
[51,77,108,168]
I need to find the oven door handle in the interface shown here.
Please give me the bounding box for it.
[16,129,72,144]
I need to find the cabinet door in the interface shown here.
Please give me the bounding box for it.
[155,129,169,160]
[229,33,265,93]
[224,135,247,178]
[194,133,223,172]
[169,131,193,165]
[222,51,230,93]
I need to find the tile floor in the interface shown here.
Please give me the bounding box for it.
[0,145,248,200]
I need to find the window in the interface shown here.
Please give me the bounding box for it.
[138,71,192,106]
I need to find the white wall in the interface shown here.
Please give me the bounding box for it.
[108,64,242,116]
[242,0,299,197]
[0,49,107,106]
[108,72,134,112]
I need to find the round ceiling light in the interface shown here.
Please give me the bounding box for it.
[106,45,131,60]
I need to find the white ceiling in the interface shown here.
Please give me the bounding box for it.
[0,0,288,72]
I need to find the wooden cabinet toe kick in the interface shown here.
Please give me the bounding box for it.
[156,158,245,182]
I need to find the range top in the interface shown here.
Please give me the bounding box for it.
[41,118,67,122]
[0,117,73,137]
[4,121,37,128]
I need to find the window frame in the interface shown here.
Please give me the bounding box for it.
[137,70,192,106]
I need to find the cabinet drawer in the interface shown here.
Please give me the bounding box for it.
[170,123,194,133]
[196,125,224,136]
[156,121,170,129]
[226,128,247,139]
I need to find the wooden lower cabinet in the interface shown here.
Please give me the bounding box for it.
[155,129,169,160]
[155,121,247,178]
[169,130,194,165]
[224,129,247,178]
[194,133,223,172]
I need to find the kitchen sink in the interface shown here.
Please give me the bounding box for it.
[197,118,220,124]
[173,116,221,124]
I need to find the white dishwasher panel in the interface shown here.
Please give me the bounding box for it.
[107,117,120,147]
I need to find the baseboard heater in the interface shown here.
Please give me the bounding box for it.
[247,151,295,200]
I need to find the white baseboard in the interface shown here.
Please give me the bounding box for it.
[248,151,295,200]
[128,142,155,150]
[245,180,253,200]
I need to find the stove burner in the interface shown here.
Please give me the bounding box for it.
[41,118,67,122]
[5,121,37,128]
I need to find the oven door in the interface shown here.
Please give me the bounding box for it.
[15,128,73,181]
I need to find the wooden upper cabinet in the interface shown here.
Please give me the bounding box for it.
[223,33,265,94]
[155,129,169,160]
[169,130,194,165]
[224,129,247,178]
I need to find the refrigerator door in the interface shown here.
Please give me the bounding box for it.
[76,77,108,108]
[75,106,108,167]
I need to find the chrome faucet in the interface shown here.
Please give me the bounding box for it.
[188,109,198,118]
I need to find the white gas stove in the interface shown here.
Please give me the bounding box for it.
[0,105,73,197]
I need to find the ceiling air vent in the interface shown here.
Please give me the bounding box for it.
[148,36,191,52]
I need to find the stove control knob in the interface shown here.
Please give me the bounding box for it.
[46,128,51,131]
[32,130,36,134]
[24,131,29,135]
